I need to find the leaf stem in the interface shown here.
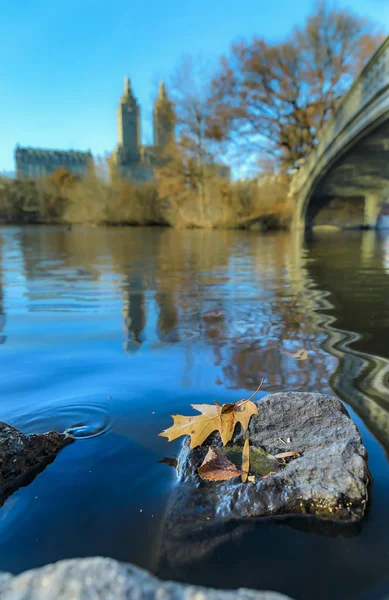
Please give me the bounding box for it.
[237,378,265,406]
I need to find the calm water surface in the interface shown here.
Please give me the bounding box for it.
[0,226,389,600]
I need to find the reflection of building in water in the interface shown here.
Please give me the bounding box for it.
[109,233,155,353]
[110,231,181,350]
[122,280,146,352]
[121,280,181,350]
[111,229,233,352]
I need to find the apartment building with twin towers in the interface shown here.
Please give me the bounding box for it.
[15,77,175,182]
[15,77,229,182]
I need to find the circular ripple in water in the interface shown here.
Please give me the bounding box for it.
[13,396,113,440]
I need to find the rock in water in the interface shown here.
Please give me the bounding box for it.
[0,557,293,599]
[177,392,369,522]
[0,422,74,507]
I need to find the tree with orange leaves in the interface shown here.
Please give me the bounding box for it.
[209,0,383,170]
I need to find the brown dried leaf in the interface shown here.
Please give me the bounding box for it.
[198,447,244,481]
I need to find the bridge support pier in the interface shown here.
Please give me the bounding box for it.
[364,193,385,228]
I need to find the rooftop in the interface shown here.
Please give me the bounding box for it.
[15,146,93,160]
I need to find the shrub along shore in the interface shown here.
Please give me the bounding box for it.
[0,168,292,231]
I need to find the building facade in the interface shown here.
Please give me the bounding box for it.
[112,78,175,182]
[15,146,93,179]
[13,77,230,184]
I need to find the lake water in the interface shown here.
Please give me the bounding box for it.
[0,226,389,600]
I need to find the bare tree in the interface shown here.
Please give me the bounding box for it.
[209,0,383,170]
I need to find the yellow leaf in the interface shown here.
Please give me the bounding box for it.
[158,383,264,450]
[158,406,219,449]
[159,399,258,449]
[241,435,250,483]
[198,447,244,481]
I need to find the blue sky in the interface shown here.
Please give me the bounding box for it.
[1,0,388,172]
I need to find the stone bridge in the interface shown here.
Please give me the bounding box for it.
[291,36,389,229]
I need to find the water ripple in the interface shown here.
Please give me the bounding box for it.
[14,397,113,440]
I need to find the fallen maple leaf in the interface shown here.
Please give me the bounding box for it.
[158,382,263,449]
[198,447,244,481]
[284,349,309,360]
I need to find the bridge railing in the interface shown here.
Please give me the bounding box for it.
[291,36,389,195]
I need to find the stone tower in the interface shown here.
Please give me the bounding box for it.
[153,82,175,148]
[117,77,141,155]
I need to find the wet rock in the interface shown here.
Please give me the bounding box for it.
[177,392,369,522]
[0,422,74,507]
[0,557,293,599]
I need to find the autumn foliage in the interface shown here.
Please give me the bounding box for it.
[159,396,258,449]
[158,382,302,483]
[1,1,383,228]
[208,1,383,170]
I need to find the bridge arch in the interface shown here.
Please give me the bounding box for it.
[291,37,389,229]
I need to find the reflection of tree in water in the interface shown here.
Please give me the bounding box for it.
[307,232,389,358]
[155,293,179,343]
[154,229,232,343]
[188,232,336,392]
[18,228,103,280]
[16,227,104,313]
[113,229,337,391]
[12,223,389,453]
[143,226,389,446]
[306,231,389,453]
